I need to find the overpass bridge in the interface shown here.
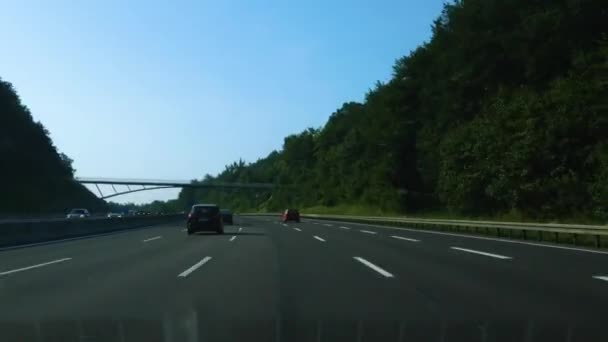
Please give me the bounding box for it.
[76,177,274,200]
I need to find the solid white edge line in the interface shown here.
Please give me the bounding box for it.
[339,226,351,230]
[0,258,72,276]
[293,228,302,232]
[314,219,608,255]
[353,257,394,278]
[313,236,326,242]
[178,257,212,278]
[359,230,377,235]
[142,236,162,242]
[229,236,237,242]
[450,247,512,259]
[592,276,608,282]
[391,235,420,242]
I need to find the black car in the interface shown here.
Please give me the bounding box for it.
[186,204,224,235]
[220,209,233,225]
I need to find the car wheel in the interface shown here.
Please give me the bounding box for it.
[217,228,224,234]
[187,223,194,235]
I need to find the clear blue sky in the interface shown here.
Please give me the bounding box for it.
[1,0,445,203]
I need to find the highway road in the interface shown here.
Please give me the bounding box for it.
[0,216,607,341]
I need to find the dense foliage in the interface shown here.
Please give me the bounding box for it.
[0,79,106,215]
[174,0,607,221]
[176,0,607,221]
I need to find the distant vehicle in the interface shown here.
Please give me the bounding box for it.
[282,209,300,223]
[66,208,90,219]
[107,212,123,218]
[220,209,233,225]
[187,204,224,235]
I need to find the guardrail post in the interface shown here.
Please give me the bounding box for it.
[538,231,543,241]
[595,235,601,248]
[572,233,577,246]
[554,232,559,243]
[522,229,526,240]
[497,228,501,237]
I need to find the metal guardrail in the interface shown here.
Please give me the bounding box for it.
[243,213,608,249]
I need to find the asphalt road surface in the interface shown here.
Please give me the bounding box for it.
[1,216,607,341]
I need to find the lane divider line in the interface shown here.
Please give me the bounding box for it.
[391,236,420,242]
[293,228,302,232]
[181,229,187,232]
[238,227,243,232]
[339,226,351,230]
[323,224,333,227]
[314,219,608,256]
[143,236,163,243]
[592,276,608,282]
[313,236,326,242]
[353,257,394,278]
[0,258,72,276]
[450,247,512,259]
[359,230,377,235]
[178,257,212,278]
[229,236,237,242]
[282,224,288,227]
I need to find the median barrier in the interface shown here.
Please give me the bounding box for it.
[0,215,184,248]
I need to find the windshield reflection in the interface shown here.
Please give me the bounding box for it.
[1,312,604,342]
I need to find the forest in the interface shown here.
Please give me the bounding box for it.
[175,0,607,222]
[0,79,106,216]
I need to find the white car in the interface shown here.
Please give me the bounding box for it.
[107,212,124,218]
[66,208,90,219]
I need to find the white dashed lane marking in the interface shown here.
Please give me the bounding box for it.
[592,276,608,283]
[0,258,72,276]
[391,236,419,242]
[178,257,212,278]
[353,257,394,278]
[450,247,512,260]
[143,236,162,243]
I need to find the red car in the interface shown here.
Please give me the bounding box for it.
[282,209,300,223]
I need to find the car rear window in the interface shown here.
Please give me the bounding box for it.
[71,209,86,214]
[193,206,219,216]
